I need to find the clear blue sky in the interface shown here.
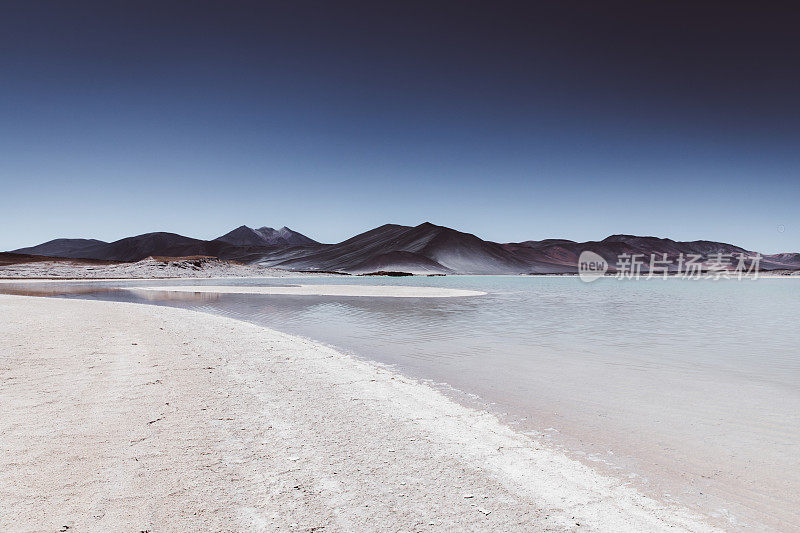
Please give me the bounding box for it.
[1,2,798,252]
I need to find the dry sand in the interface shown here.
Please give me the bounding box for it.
[0,295,720,532]
[127,284,487,298]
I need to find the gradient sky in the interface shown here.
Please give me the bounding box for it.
[1,1,798,252]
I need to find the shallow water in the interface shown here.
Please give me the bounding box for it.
[4,276,799,529]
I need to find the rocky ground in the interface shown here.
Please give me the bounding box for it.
[0,256,300,279]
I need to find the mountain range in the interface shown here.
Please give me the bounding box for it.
[10,223,800,274]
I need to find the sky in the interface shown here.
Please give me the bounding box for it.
[1,1,798,252]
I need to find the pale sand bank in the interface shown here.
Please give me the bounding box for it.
[0,295,719,532]
[127,284,487,298]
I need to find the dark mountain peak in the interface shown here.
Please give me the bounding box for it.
[600,234,748,255]
[601,234,681,246]
[215,225,266,246]
[112,231,205,248]
[12,238,109,259]
[603,234,646,243]
[413,222,478,239]
[277,225,315,238]
[136,231,183,238]
[48,237,106,246]
[271,226,319,246]
[15,237,107,250]
[337,223,411,245]
[508,238,578,248]
[377,223,410,231]
[216,225,318,247]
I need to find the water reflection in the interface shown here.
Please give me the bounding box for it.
[126,289,225,303]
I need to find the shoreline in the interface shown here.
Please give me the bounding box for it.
[1,295,721,531]
[126,285,487,298]
[2,273,799,282]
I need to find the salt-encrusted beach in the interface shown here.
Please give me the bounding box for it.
[0,295,719,532]
[0,257,297,279]
[127,284,487,298]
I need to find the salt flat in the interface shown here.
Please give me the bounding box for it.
[0,295,719,532]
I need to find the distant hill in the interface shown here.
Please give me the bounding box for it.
[13,233,216,262]
[89,232,214,261]
[503,234,760,273]
[10,225,318,263]
[13,238,108,259]
[9,223,800,274]
[0,252,118,267]
[216,225,318,247]
[260,223,528,274]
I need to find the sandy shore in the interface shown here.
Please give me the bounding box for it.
[0,295,720,532]
[127,285,487,298]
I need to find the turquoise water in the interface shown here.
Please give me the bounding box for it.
[6,275,799,528]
